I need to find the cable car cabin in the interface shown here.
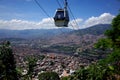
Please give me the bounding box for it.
[54,8,69,27]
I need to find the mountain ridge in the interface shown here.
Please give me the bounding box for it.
[0,24,111,39]
[70,24,111,36]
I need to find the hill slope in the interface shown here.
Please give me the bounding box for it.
[70,24,111,36]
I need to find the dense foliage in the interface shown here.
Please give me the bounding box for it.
[38,72,60,80]
[94,38,113,51]
[26,55,37,79]
[105,14,120,48]
[0,41,18,80]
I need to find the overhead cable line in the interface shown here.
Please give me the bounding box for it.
[68,5,80,29]
[34,0,52,20]
[56,0,62,8]
[55,0,75,30]
[55,0,75,42]
[34,0,67,33]
[61,0,80,30]
[34,0,75,45]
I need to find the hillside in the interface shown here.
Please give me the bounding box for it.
[49,24,111,44]
[70,24,111,36]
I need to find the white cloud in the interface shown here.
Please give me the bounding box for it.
[0,13,115,30]
[0,18,57,30]
[69,13,115,29]
[80,13,115,29]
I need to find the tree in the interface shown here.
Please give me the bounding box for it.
[0,41,18,80]
[92,13,120,79]
[94,38,112,51]
[38,72,60,80]
[105,13,120,48]
[26,55,37,79]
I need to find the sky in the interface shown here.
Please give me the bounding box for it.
[0,0,120,30]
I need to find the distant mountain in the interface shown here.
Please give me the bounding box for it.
[70,24,111,36]
[0,28,72,39]
[46,24,111,45]
[0,24,111,40]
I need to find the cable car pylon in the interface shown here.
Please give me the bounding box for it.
[54,0,69,27]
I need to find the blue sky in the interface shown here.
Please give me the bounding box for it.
[0,0,120,30]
